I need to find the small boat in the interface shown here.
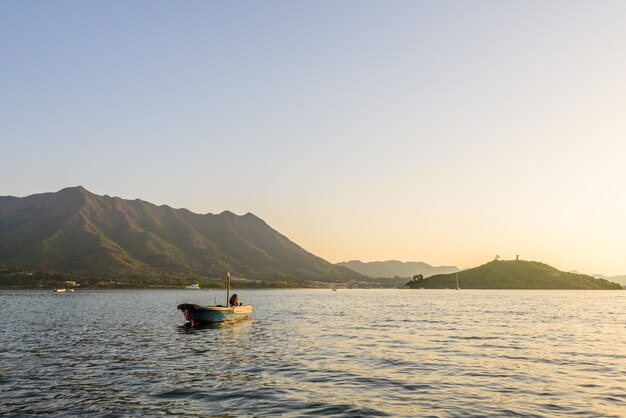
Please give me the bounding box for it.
[185,283,200,290]
[54,288,66,292]
[178,273,252,325]
[455,272,460,290]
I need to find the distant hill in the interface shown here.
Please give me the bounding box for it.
[405,260,622,290]
[0,187,363,285]
[593,274,626,286]
[337,260,459,279]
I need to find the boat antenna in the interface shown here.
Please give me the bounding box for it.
[226,272,231,306]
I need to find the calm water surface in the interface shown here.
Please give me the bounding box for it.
[1,289,625,417]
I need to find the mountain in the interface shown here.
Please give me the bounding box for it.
[0,187,363,285]
[405,260,622,290]
[593,274,626,286]
[337,260,459,278]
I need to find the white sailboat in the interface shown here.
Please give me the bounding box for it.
[455,272,460,290]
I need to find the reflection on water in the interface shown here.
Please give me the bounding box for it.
[0,289,625,417]
[177,317,252,334]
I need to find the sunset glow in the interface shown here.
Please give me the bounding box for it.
[2,1,625,275]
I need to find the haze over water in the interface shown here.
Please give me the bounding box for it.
[2,289,624,417]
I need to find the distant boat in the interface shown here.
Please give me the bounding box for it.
[54,288,66,292]
[178,273,252,325]
[185,283,200,290]
[455,272,460,290]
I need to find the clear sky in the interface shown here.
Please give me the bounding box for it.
[1,1,625,276]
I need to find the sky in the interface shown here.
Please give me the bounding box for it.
[1,1,625,276]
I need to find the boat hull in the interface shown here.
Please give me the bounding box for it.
[178,303,252,323]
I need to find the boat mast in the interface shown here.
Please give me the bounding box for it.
[226,272,231,306]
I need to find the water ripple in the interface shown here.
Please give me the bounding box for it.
[1,289,625,416]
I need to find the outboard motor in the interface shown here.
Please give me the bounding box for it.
[229,293,240,306]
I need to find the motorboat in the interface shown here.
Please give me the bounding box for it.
[178,273,252,325]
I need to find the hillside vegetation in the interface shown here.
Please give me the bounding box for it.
[0,187,363,285]
[406,260,622,290]
[593,274,626,286]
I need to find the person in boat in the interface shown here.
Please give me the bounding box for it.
[229,293,241,306]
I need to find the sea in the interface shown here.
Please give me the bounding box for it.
[1,289,625,417]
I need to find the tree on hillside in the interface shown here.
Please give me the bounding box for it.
[410,274,424,282]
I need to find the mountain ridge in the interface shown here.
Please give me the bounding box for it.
[337,259,459,278]
[405,260,621,290]
[0,186,363,284]
[593,274,626,286]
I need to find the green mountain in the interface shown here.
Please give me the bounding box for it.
[405,260,622,290]
[337,260,459,278]
[593,274,626,286]
[0,187,363,285]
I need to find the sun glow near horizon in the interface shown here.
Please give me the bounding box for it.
[1,1,625,277]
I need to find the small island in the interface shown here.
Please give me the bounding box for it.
[405,259,622,290]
